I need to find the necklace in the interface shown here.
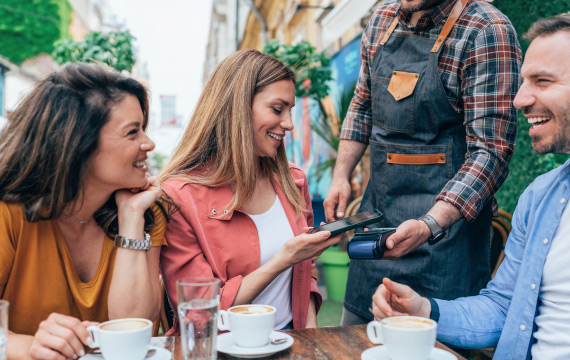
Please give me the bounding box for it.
[72,215,92,224]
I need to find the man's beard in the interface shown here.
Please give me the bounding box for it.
[530,102,570,154]
[400,0,446,13]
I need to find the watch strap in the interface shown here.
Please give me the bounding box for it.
[427,297,440,322]
[418,214,446,245]
[114,232,152,251]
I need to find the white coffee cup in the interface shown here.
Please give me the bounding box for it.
[217,305,276,348]
[367,316,437,360]
[87,318,152,360]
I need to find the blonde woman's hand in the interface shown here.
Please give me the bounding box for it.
[115,173,162,215]
[276,228,341,268]
[28,313,97,360]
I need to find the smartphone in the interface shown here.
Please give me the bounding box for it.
[308,209,383,236]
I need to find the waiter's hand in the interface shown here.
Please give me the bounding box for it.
[382,219,431,259]
[323,177,352,222]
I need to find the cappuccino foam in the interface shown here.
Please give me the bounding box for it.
[385,318,434,329]
[230,305,274,315]
[100,320,149,331]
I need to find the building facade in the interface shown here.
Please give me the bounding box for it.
[204,0,383,199]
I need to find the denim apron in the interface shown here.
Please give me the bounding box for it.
[344,0,492,319]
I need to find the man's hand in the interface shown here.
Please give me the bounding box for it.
[382,219,431,259]
[371,278,431,321]
[323,140,368,222]
[323,177,352,222]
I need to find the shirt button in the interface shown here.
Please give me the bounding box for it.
[211,209,217,215]
[223,209,229,214]
[531,284,536,290]
[561,198,566,204]
[520,325,526,331]
[544,238,549,245]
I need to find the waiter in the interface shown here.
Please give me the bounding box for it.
[324,0,521,325]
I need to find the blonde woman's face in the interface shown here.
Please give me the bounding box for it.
[251,80,295,158]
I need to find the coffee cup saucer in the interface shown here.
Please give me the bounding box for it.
[361,346,457,360]
[217,331,294,358]
[80,346,172,360]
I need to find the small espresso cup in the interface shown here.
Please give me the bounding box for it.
[367,316,437,360]
[87,318,152,360]
[217,305,276,348]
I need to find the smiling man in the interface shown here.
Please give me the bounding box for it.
[372,14,570,359]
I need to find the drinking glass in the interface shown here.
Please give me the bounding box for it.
[177,277,221,360]
[0,300,8,360]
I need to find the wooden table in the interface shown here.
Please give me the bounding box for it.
[151,324,466,359]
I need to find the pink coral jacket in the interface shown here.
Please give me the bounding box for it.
[160,164,322,335]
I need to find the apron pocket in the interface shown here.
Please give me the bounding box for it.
[387,71,420,101]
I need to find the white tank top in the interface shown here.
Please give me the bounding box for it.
[532,199,570,359]
[247,196,294,329]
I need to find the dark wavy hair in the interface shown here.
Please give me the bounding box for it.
[0,62,166,236]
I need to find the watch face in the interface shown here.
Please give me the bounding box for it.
[428,231,446,245]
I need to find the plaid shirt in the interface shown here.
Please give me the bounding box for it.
[340,0,522,221]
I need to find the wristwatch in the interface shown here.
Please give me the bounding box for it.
[114,232,152,251]
[418,214,446,245]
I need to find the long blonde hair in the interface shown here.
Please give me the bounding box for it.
[160,49,305,215]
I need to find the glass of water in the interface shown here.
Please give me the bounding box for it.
[0,300,8,360]
[177,277,220,360]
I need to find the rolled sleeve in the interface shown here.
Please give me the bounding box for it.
[339,23,373,144]
[437,21,521,221]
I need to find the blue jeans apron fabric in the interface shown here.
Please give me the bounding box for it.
[344,0,492,320]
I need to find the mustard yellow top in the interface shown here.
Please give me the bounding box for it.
[0,201,167,335]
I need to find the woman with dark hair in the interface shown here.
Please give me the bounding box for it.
[160,49,340,334]
[0,62,167,360]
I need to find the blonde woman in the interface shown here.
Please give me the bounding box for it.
[160,49,340,333]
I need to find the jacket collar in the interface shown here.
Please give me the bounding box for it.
[206,173,302,220]
[206,173,306,235]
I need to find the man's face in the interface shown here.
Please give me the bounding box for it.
[400,0,445,13]
[513,32,570,154]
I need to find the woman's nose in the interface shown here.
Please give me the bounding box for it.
[282,112,294,131]
[140,132,155,152]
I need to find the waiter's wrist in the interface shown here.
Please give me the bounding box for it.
[426,200,463,230]
[416,219,432,241]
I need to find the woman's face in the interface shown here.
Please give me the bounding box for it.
[251,79,295,158]
[87,94,155,192]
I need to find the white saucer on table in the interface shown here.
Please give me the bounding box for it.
[217,331,294,358]
[80,345,172,360]
[361,346,457,360]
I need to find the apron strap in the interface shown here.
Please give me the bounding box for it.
[379,17,400,46]
[430,0,470,53]
[379,0,470,49]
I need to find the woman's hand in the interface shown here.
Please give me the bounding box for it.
[276,228,341,269]
[27,313,98,360]
[115,173,162,215]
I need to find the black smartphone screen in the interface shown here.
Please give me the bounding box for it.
[309,209,383,236]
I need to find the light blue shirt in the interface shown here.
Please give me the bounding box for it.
[435,159,570,360]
